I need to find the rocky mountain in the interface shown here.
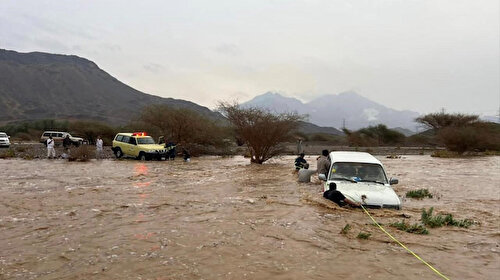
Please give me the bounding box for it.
[242,91,420,131]
[0,49,222,125]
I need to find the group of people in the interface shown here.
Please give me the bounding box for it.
[46,135,103,159]
[294,150,360,208]
[294,149,331,182]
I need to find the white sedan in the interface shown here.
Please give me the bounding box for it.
[0,132,10,148]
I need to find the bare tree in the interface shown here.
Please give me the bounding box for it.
[218,102,304,164]
[139,104,225,146]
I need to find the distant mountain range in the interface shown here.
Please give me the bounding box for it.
[242,91,420,131]
[0,49,222,125]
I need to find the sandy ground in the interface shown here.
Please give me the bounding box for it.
[0,155,499,279]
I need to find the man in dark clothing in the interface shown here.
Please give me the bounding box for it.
[63,135,72,154]
[323,183,360,207]
[165,141,176,160]
[294,153,307,170]
[182,148,191,162]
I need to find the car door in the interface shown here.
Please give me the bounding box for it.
[128,137,138,157]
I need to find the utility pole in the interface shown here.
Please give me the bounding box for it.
[342,118,346,129]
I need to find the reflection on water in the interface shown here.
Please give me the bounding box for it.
[0,156,499,279]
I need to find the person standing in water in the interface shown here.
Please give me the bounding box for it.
[46,136,56,159]
[96,135,103,159]
[317,149,331,178]
[294,153,307,171]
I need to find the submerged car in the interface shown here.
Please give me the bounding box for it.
[112,132,168,160]
[0,132,10,148]
[319,151,401,209]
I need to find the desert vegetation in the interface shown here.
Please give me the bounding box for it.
[218,102,304,164]
[406,189,433,199]
[390,220,429,235]
[136,105,230,155]
[343,124,406,147]
[421,207,474,228]
[416,112,500,154]
[356,232,371,239]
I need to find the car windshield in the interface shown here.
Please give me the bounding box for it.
[0,133,6,137]
[329,162,388,184]
[137,137,155,145]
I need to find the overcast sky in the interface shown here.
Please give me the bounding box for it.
[1,0,499,115]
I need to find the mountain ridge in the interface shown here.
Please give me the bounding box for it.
[242,91,420,131]
[0,49,222,125]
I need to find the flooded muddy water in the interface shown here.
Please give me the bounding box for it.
[0,155,499,279]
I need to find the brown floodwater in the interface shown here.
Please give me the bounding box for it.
[0,155,499,279]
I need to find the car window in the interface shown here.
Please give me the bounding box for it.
[0,133,6,137]
[43,132,50,137]
[121,136,130,143]
[330,162,388,184]
[137,137,155,144]
[57,133,63,137]
[129,137,137,145]
[115,135,123,141]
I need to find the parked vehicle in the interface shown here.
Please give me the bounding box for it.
[319,151,401,209]
[112,132,168,160]
[40,131,84,146]
[0,132,10,148]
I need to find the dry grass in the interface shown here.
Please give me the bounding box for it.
[68,145,93,162]
[0,149,15,159]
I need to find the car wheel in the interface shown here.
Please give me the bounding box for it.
[115,148,123,158]
[138,152,147,161]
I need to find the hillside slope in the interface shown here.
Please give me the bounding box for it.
[0,49,221,125]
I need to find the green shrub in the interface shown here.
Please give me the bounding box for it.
[340,224,351,235]
[421,207,474,228]
[406,189,433,199]
[344,125,406,147]
[0,149,15,159]
[390,220,429,234]
[357,232,371,239]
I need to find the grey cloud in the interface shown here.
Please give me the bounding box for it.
[143,63,164,73]
[213,44,241,56]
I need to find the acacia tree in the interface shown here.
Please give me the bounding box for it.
[415,112,499,153]
[218,102,304,164]
[416,112,479,130]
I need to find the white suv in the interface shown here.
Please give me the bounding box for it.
[319,151,401,209]
[40,131,84,146]
[0,132,10,148]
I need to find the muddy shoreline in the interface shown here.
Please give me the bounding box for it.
[2,142,441,161]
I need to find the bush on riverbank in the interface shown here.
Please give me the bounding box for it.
[390,220,429,235]
[421,207,474,228]
[416,112,500,154]
[406,189,433,199]
[0,148,15,159]
[68,145,93,162]
[343,125,406,147]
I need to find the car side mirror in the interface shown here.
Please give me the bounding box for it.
[390,178,399,185]
[318,174,327,181]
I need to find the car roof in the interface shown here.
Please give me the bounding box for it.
[329,151,382,165]
[116,133,151,137]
